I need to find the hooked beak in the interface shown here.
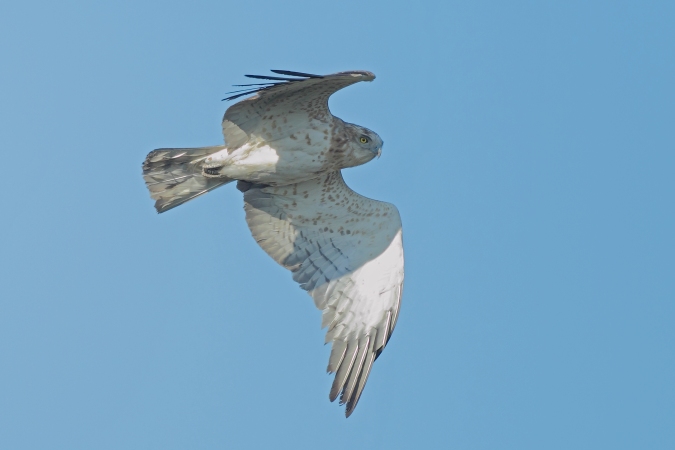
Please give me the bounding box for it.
[376,147,382,158]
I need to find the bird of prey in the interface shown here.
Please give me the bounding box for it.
[142,70,404,417]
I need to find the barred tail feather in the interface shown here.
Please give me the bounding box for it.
[142,146,232,213]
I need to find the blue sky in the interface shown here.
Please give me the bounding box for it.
[1,1,673,448]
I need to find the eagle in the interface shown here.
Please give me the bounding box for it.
[142,70,404,417]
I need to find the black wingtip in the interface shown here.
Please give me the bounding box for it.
[244,74,306,81]
[232,82,278,87]
[271,69,323,79]
[223,70,322,101]
[222,89,263,101]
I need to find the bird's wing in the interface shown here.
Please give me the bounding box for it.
[222,70,375,148]
[241,171,403,417]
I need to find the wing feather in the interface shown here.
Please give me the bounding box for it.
[341,335,370,405]
[330,340,359,402]
[221,70,375,147]
[242,171,404,416]
[346,342,376,416]
[270,69,324,78]
[327,340,348,373]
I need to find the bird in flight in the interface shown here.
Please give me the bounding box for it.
[142,70,404,417]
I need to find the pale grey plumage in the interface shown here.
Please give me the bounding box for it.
[141,70,403,417]
[242,171,403,416]
[221,71,376,149]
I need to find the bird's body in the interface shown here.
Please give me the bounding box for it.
[203,70,382,186]
[203,116,378,185]
[142,70,403,417]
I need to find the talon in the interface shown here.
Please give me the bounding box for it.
[203,166,223,176]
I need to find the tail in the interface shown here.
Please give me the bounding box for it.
[142,146,233,213]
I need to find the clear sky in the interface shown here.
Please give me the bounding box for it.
[1,1,673,449]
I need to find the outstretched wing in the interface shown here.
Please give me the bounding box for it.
[241,171,404,417]
[222,70,375,148]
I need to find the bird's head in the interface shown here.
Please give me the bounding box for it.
[335,123,383,168]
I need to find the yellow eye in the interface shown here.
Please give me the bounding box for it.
[360,136,369,144]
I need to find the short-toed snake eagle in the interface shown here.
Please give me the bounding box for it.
[142,70,404,417]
